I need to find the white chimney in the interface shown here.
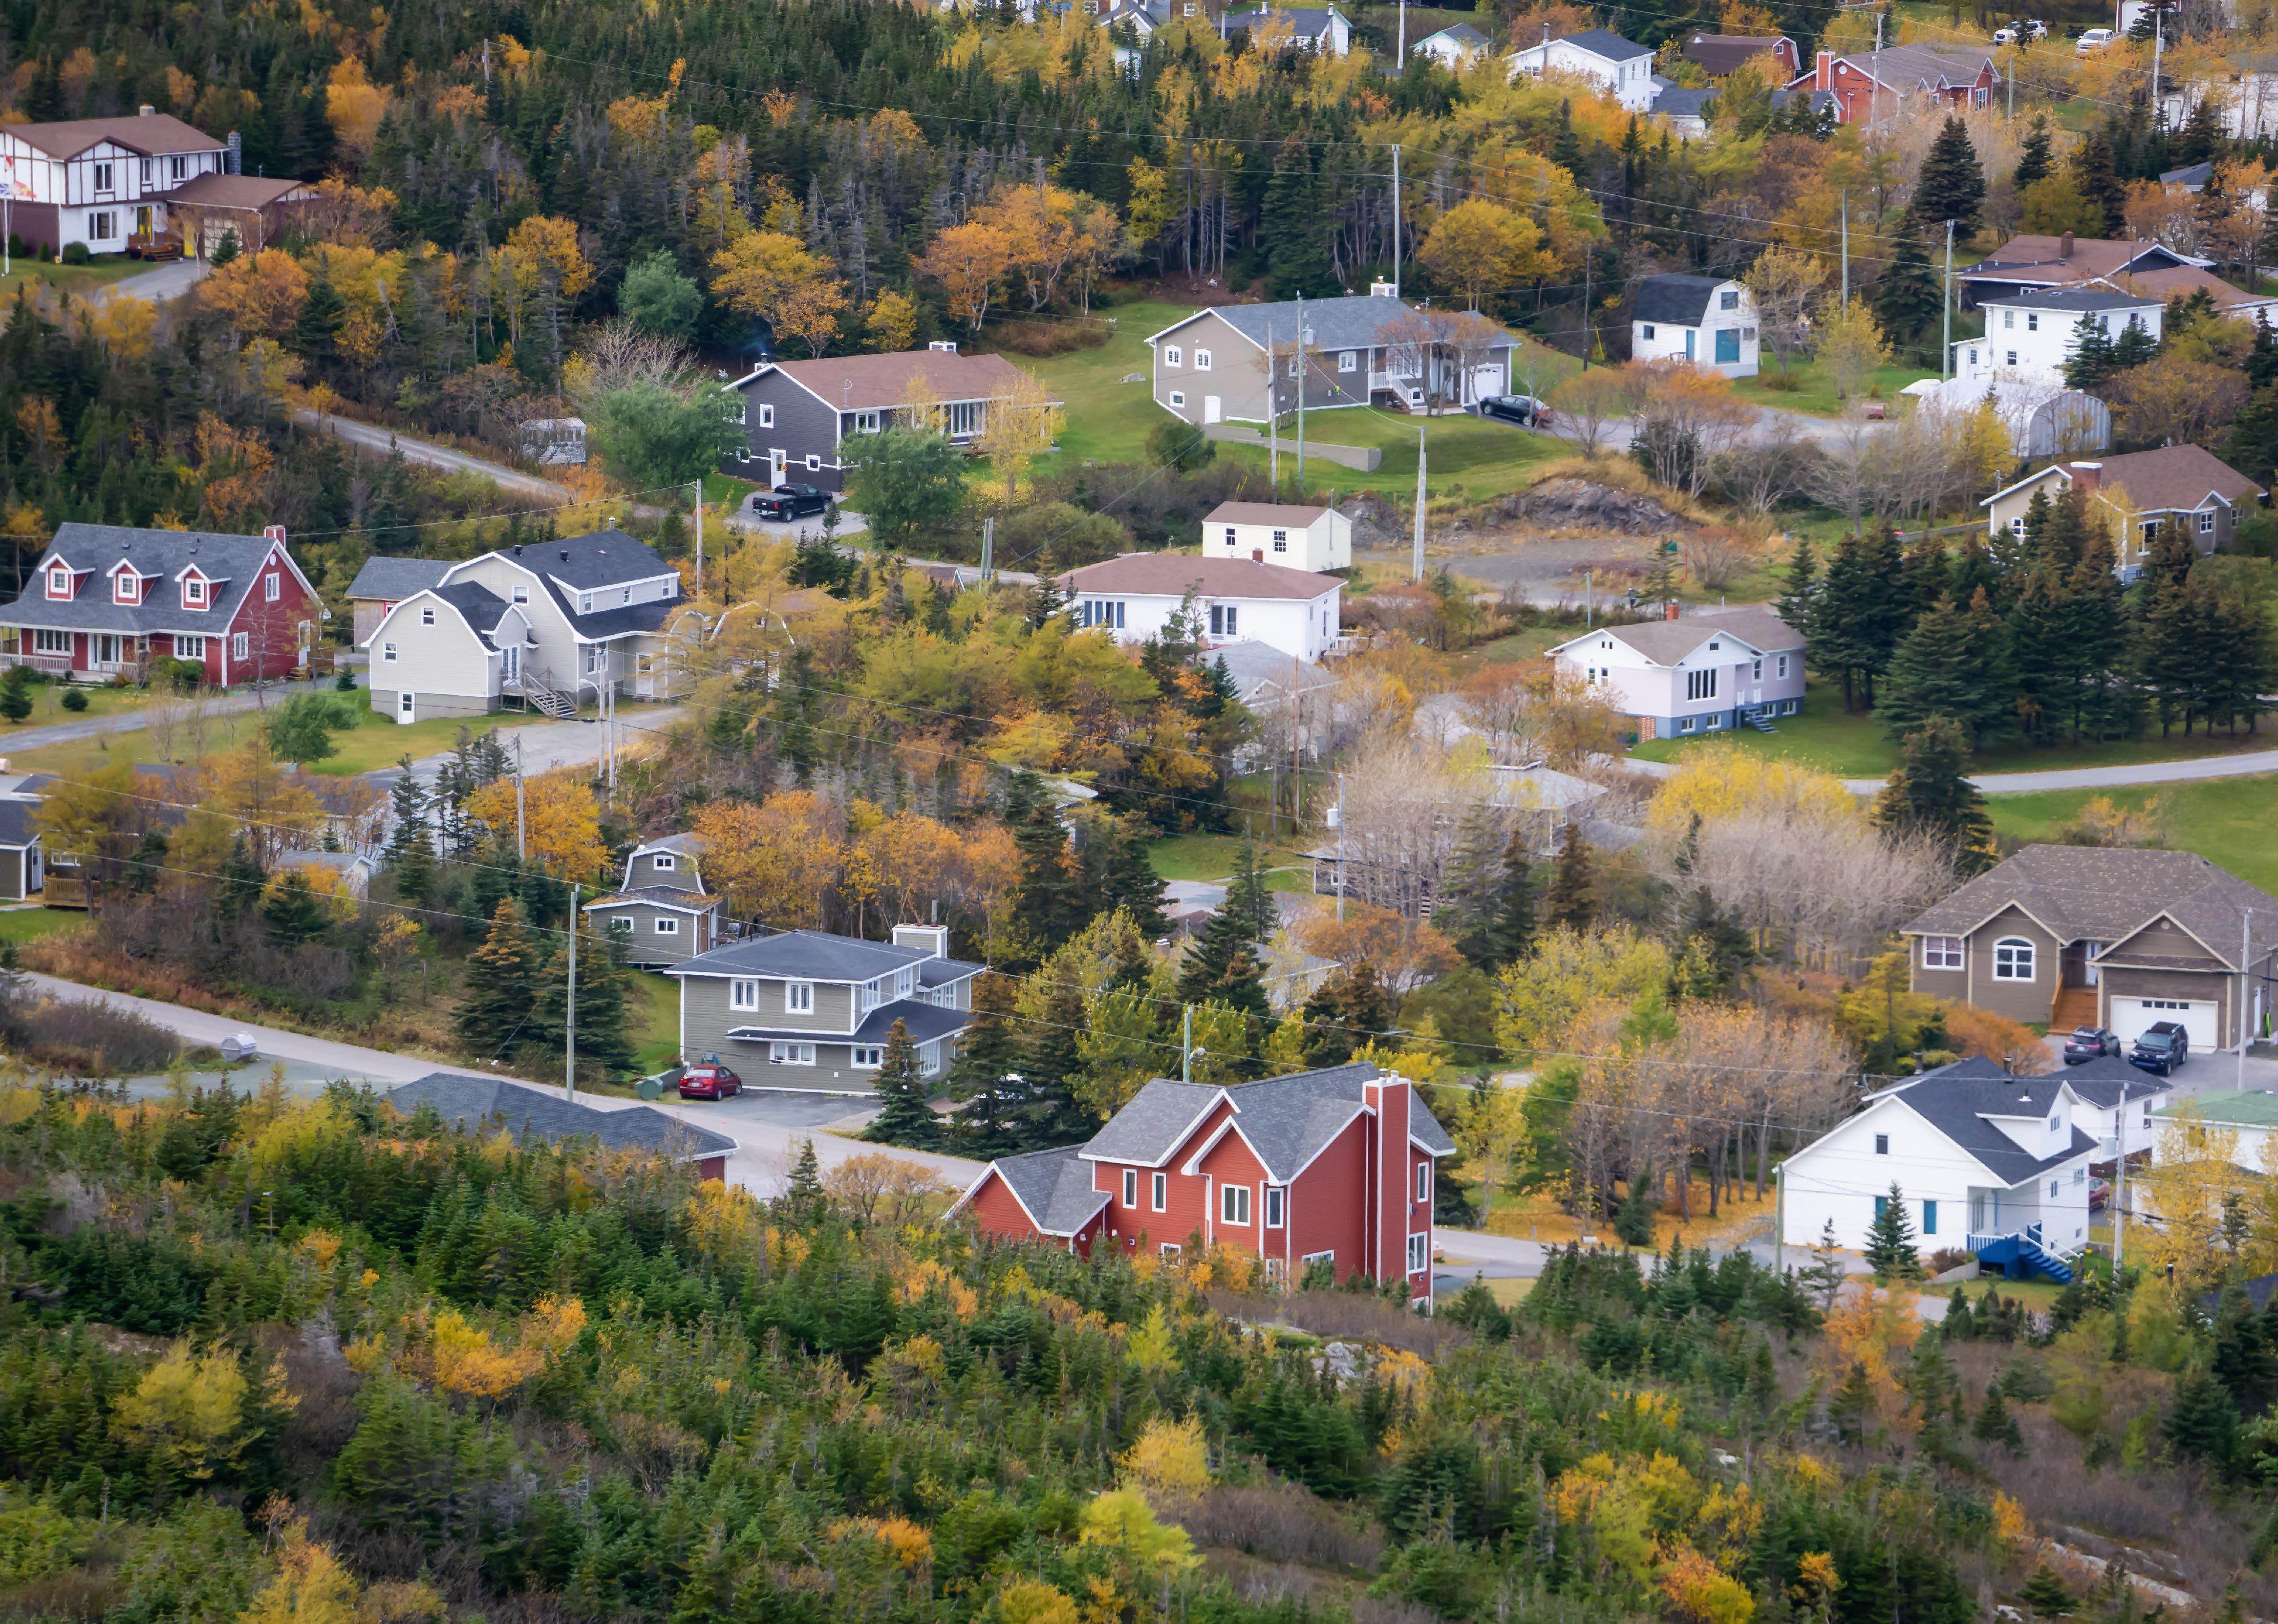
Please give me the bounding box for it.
[928,340,959,353]
[1368,279,1397,297]
[893,923,949,957]
[138,104,156,116]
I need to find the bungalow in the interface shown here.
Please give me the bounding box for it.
[1980,446,2265,570]
[1412,22,1491,67]
[1061,554,1344,663]
[1550,605,1802,741]
[1784,44,1996,124]
[1629,274,1759,377]
[1505,28,1658,111]
[383,1075,738,1182]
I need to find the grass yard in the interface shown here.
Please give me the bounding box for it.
[0,682,191,731]
[1149,831,1314,892]
[0,909,84,945]
[1986,773,2278,894]
[1731,358,1940,417]
[0,257,144,303]
[1456,624,1570,666]
[1930,1277,2068,1314]
[702,473,761,508]
[629,971,681,1076]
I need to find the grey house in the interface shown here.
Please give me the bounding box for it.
[383,1074,737,1181]
[668,924,983,1092]
[347,556,450,646]
[0,788,47,901]
[1148,289,1519,426]
[584,833,726,969]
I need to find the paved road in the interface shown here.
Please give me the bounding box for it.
[0,676,331,755]
[88,259,211,305]
[294,409,572,503]
[1624,746,2278,796]
[364,704,686,794]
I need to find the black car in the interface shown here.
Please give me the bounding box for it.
[2063,1025,2121,1063]
[752,483,832,521]
[1477,394,1551,429]
[2130,1021,2190,1075]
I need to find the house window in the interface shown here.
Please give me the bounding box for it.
[1338,350,1356,372]
[1415,1162,1430,1202]
[2006,350,2018,367]
[93,161,113,194]
[170,155,185,182]
[89,210,115,241]
[1686,668,1718,701]
[184,577,205,606]
[851,1046,883,1069]
[1168,391,1184,407]
[1164,346,1183,368]
[1302,1248,1334,1271]
[1992,937,2036,981]
[2199,509,2216,535]
[1151,1172,1167,1210]
[46,568,68,598]
[1921,935,1963,970]
[138,158,152,186]
[2003,310,2014,329]
[31,629,68,656]
[381,642,397,662]
[2073,1166,2087,1186]
[174,635,204,660]
[1123,1169,1138,1206]
[786,980,814,1013]
[1922,1200,1937,1235]
[1264,1185,1284,1227]
[1405,1232,1429,1272]
[1874,1195,1888,1217]
[421,607,436,626]
[1195,349,1212,370]
[1706,713,1723,730]
[580,596,593,613]
[2010,516,2028,538]
[1775,654,1790,678]
[1874,1133,1889,1154]
[770,1042,816,1066]
[730,978,758,1011]
[115,574,137,604]
[653,916,678,935]
[1678,717,1696,732]
[1969,349,1979,366]
[264,572,280,602]
[759,404,775,428]
[1641,324,1656,340]
[2049,1179,2060,1198]
[1221,1185,1250,1225]
[806,455,821,470]
[231,633,248,659]
[1719,289,1739,311]
[653,853,677,871]
[2027,312,2039,332]
[1160,1243,1181,1258]
[1209,605,1238,636]
[1782,699,1798,715]
[1272,529,1288,552]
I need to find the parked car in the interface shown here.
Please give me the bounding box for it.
[678,1062,744,1100]
[1477,394,1552,428]
[2076,26,2114,50]
[1992,19,2047,40]
[2063,1025,2121,1063]
[751,484,832,521]
[2130,1021,2189,1074]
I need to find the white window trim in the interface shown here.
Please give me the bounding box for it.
[1195,349,1212,370]
[1405,1232,1428,1274]
[653,853,677,871]
[421,607,436,625]
[1221,1184,1249,1225]
[1992,937,2036,981]
[1168,390,1185,407]
[1123,1169,1138,1206]
[264,572,281,602]
[1164,345,1183,368]
[786,980,814,1013]
[1921,935,1963,970]
[770,1041,817,1066]
[730,978,758,1012]
[174,634,205,659]
[851,1045,884,1069]
[1414,1162,1430,1203]
[231,632,248,659]
[1151,1171,1168,1211]
[381,642,397,662]
[1264,1185,1284,1227]
[759,403,775,429]
[31,629,68,656]
[653,916,679,935]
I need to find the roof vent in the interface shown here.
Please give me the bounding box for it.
[514,544,522,554]
[560,550,569,561]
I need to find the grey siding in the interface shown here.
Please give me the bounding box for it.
[628,851,702,891]
[1964,906,2063,1024]
[2104,917,2227,969]
[728,373,843,491]
[680,974,949,1092]
[596,902,705,966]
[0,845,26,902]
[2102,969,2235,1044]
[683,973,857,1038]
[1154,313,1272,426]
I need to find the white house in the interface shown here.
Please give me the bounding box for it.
[2057,1054,2173,1165]
[1230,4,1350,54]
[0,108,229,258]
[1951,287,2163,387]
[1061,554,1342,663]
[1506,28,1658,111]
[2150,1090,2278,1176]
[1547,605,1801,740]
[1412,22,1491,67]
[1630,274,1761,377]
[1779,1055,2096,1280]
[1201,501,1351,572]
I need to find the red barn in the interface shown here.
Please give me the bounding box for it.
[1787,44,1995,123]
[0,522,321,687]
[948,1063,1456,1303]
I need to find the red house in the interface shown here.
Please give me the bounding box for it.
[947,1063,1456,1303]
[1786,44,1995,123]
[1,522,321,687]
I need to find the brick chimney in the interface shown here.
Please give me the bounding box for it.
[2060,230,2074,258]
[1664,598,1681,621]
[2068,460,2102,494]
[1252,548,1265,562]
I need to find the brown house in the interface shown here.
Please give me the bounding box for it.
[1679,32,1799,77]
[166,174,318,258]
[1979,446,2265,574]
[1905,845,2278,1050]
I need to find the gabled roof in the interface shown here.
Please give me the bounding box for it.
[1058,553,1342,602]
[1191,293,1511,356]
[1961,235,2193,286]
[960,1146,1111,1236]
[0,801,37,847]
[384,1074,737,1162]
[170,174,315,208]
[1631,273,1735,325]
[1,113,223,160]
[1884,1063,2097,1185]
[1979,287,2159,313]
[733,349,1049,411]
[2052,1053,2173,1111]
[726,998,971,1047]
[916,956,986,988]
[1651,86,1721,119]
[1082,1079,1225,1165]
[1081,1063,1456,1180]
[434,582,514,639]
[1419,22,1490,47]
[1837,42,1992,90]
[1551,605,1799,666]
[1680,32,1792,73]
[348,556,450,601]
[5,523,308,634]
[2160,160,2215,190]
[1206,501,1336,527]
[671,927,938,982]
[2102,262,2278,313]
[2077,445,2264,513]
[488,529,671,591]
[1904,844,2278,968]
[583,886,722,914]
[1532,27,1653,61]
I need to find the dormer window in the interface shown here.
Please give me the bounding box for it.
[114,573,138,605]
[512,584,528,605]
[581,595,593,613]
[46,566,70,599]
[182,575,206,608]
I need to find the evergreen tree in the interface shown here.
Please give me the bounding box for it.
[1100,817,1169,941]
[1486,825,1538,968]
[2174,95,2222,166]
[2069,127,2125,233]
[1873,217,1945,341]
[456,901,543,1059]
[382,754,436,906]
[2014,113,2055,190]
[1863,1183,1922,1281]
[0,664,31,724]
[2133,529,2203,736]
[1299,962,1393,1065]
[1971,1381,2026,1453]
[2109,313,2158,371]
[1006,770,1085,961]
[1802,1218,1850,1309]
[1912,117,1986,237]
[862,1019,937,1149]
[1220,837,1277,947]
[1772,533,1819,641]
[1550,100,1585,178]
[2064,313,2117,389]
[1813,524,1906,708]
[1612,1162,1656,1247]
[948,972,1024,1157]
[1177,850,1272,1022]
[1672,887,1758,997]
[539,919,637,1085]
[1261,137,1330,297]
[294,275,347,362]
[1874,719,1998,876]
[770,644,822,782]
[1896,530,1951,627]
[1829,1360,1877,1445]
[2018,1568,2075,1621]
[1880,589,2018,748]
[2163,1368,2240,1465]
[262,871,330,949]
[1437,807,1507,968]
[1544,822,1595,932]
[783,1138,826,1217]
[217,835,267,926]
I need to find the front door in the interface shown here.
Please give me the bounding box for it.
[92,634,121,670]
[636,652,655,698]
[1203,395,1221,423]
[135,205,152,239]
[501,644,519,687]
[769,448,788,485]
[397,691,415,725]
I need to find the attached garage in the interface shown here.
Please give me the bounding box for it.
[2112,994,2219,1049]
[1468,362,1507,403]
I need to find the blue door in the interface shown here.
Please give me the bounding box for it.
[1714,328,1741,365]
[1684,329,1695,362]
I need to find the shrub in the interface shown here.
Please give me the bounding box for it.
[58,689,87,712]
[0,990,180,1076]
[59,243,89,266]
[1926,1247,1975,1276]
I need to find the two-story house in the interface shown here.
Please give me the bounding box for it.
[1062,554,1343,663]
[668,924,984,1091]
[1979,446,2265,572]
[1779,1055,2095,1280]
[0,523,320,685]
[1629,275,1761,377]
[1201,502,1351,572]
[347,557,451,646]
[0,108,230,258]
[1954,232,2277,320]
[1548,605,1803,740]
[1147,289,1519,425]
[1411,22,1492,67]
[1505,28,1658,110]
[360,530,685,723]
[721,345,1057,493]
[948,1063,1457,1297]
[1679,32,1800,77]
[1783,44,1995,124]
[1951,288,2163,387]
[1904,844,2278,1049]
[584,833,727,968]
[1226,5,1351,54]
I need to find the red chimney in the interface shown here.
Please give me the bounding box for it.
[1252,548,1265,562]
[2060,230,2073,258]
[263,524,287,544]
[2069,460,2102,494]
[1664,598,1681,621]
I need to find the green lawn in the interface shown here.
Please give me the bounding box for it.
[1150,832,1313,893]
[1021,299,1576,500]
[0,909,84,945]
[630,971,680,1076]
[702,473,761,508]
[1732,358,1939,417]
[1458,625,1569,666]
[0,256,144,303]
[1986,773,2278,895]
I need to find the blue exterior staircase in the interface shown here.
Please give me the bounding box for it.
[1966,1223,2075,1284]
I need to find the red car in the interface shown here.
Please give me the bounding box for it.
[678,1063,743,1100]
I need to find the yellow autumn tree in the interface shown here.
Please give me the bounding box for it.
[467,769,606,880]
[199,248,309,340]
[324,59,391,160]
[690,791,845,928]
[1417,199,1548,310]
[914,221,1014,330]
[199,738,325,865]
[1645,743,1858,839]
[1118,1415,1211,1506]
[109,1343,253,1482]
[710,231,849,358]
[429,1309,543,1400]
[970,366,1063,511]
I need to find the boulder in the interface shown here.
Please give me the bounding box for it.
[1492,478,1684,535]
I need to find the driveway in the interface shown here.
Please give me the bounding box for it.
[362,704,686,795]
[88,258,211,304]
[294,409,571,503]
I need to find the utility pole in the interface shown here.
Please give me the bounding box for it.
[1580,250,1592,369]
[1181,1004,1193,1083]
[1390,145,1403,296]
[1268,320,1280,487]
[691,478,704,598]
[2112,1068,2129,1270]
[1410,425,1427,584]
[1585,569,1593,629]
[1839,190,1849,307]
[1290,653,1302,835]
[2007,53,2014,118]
[516,774,526,864]
[980,516,994,585]
[1942,218,1955,381]
[1334,772,1346,923]
[1397,0,1407,62]
[2238,909,2254,1090]
[1869,11,1882,129]
[1295,295,1307,494]
[2152,6,2164,130]
[564,882,579,1101]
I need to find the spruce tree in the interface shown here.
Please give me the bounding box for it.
[1863,1183,1922,1282]
[1437,807,1507,969]
[1802,1221,1850,1309]
[1971,1381,2026,1453]
[2069,127,2125,234]
[263,871,330,949]
[539,918,637,1084]
[1101,818,1169,941]
[1772,533,1819,642]
[1544,822,1595,932]
[1829,1360,1877,1445]
[1006,770,1085,960]
[217,835,267,926]
[863,1019,938,1148]
[2064,313,2117,389]
[0,664,32,724]
[1896,530,1951,628]
[948,972,1024,1157]
[1874,719,1997,876]
[2014,113,2054,190]
[383,754,437,903]
[1873,217,1945,342]
[1612,1162,1657,1247]
[2163,1368,2240,1464]
[784,1138,826,1217]
[1880,588,2018,748]
[1486,825,1538,967]
[457,901,543,1058]
[1300,962,1393,1065]
[1912,117,1986,238]
[294,275,347,362]
[2109,313,2157,371]
[2018,1568,2075,1621]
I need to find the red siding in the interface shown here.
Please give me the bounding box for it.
[1196,1125,1272,1260]
[222,547,317,684]
[1289,1116,1369,1282]
[966,1170,1048,1244]
[694,1154,726,1184]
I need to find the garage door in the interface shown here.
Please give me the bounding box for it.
[1469,363,1506,403]
[2113,995,2219,1049]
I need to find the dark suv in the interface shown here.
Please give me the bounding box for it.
[752,484,832,521]
[2130,1021,2190,1075]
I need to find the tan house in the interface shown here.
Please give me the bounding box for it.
[1904,845,2278,1050]
[1980,446,2265,575]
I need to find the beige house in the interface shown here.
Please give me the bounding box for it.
[1904,845,2278,1050]
[1980,446,2265,576]
[1201,502,1351,572]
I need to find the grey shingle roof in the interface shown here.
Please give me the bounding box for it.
[1203,294,1511,356]
[2051,1053,2173,1109]
[916,957,985,988]
[672,928,936,982]
[384,1074,737,1161]
[1550,27,1652,60]
[1979,288,2159,313]
[727,997,972,1047]
[1563,605,1800,666]
[433,582,511,641]
[1078,1063,1457,1178]
[1857,42,1992,91]
[636,833,708,858]
[584,887,721,913]
[989,1146,1112,1235]
[1680,32,1791,73]
[3,523,300,635]
[512,531,671,591]
[347,557,450,601]
[1888,1067,2097,1185]
[1424,22,1490,45]
[0,801,36,847]
[1651,86,1720,119]
[1632,273,1730,326]
[1081,1079,1224,1165]
[1905,845,2278,968]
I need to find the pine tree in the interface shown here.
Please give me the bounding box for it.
[1873,217,1945,341]
[1486,825,1538,967]
[2014,113,2055,189]
[1300,962,1393,1065]
[1544,822,1595,932]
[1828,1360,1877,1445]
[2018,1568,2075,1621]
[1612,1162,1657,1246]
[1101,817,1169,941]
[948,971,1024,1157]
[539,919,637,1085]
[1912,117,1986,238]
[0,664,32,724]
[294,275,347,362]
[1874,719,1998,876]
[2064,313,2117,389]
[2164,1368,2240,1464]
[457,901,543,1058]
[863,1019,937,1149]
[2069,127,2125,234]
[1972,1381,2026,1453]
[2109,313,2157,371]
[1863,1184,1922,1281]
[1772,533,1819,642]
[1006,770,1085,961]
[217,835,267,925]
[1437,807,1507,969]
[263,871,330,949]
[383,754,437,903]
[784,1139,826,1217]
[1880,589,2018,748]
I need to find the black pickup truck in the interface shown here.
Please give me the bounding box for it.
[751,484,832,521]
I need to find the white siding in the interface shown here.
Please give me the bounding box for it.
[1072,587,1340,662]
[365,593,504,714]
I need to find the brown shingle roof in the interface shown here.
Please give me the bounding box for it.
[1905,844,2278,968]
[1204,501,1335,526]
[2104,263,2277,313]
[1680,32,1793,74]
[2,113,223,160]
[170,174,316,208]
[1962,234,2161,284]
[763,349,1050,411]
[1058,553,1340,601]
[2079,445,2264,514]
[1589,605,1800,664]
